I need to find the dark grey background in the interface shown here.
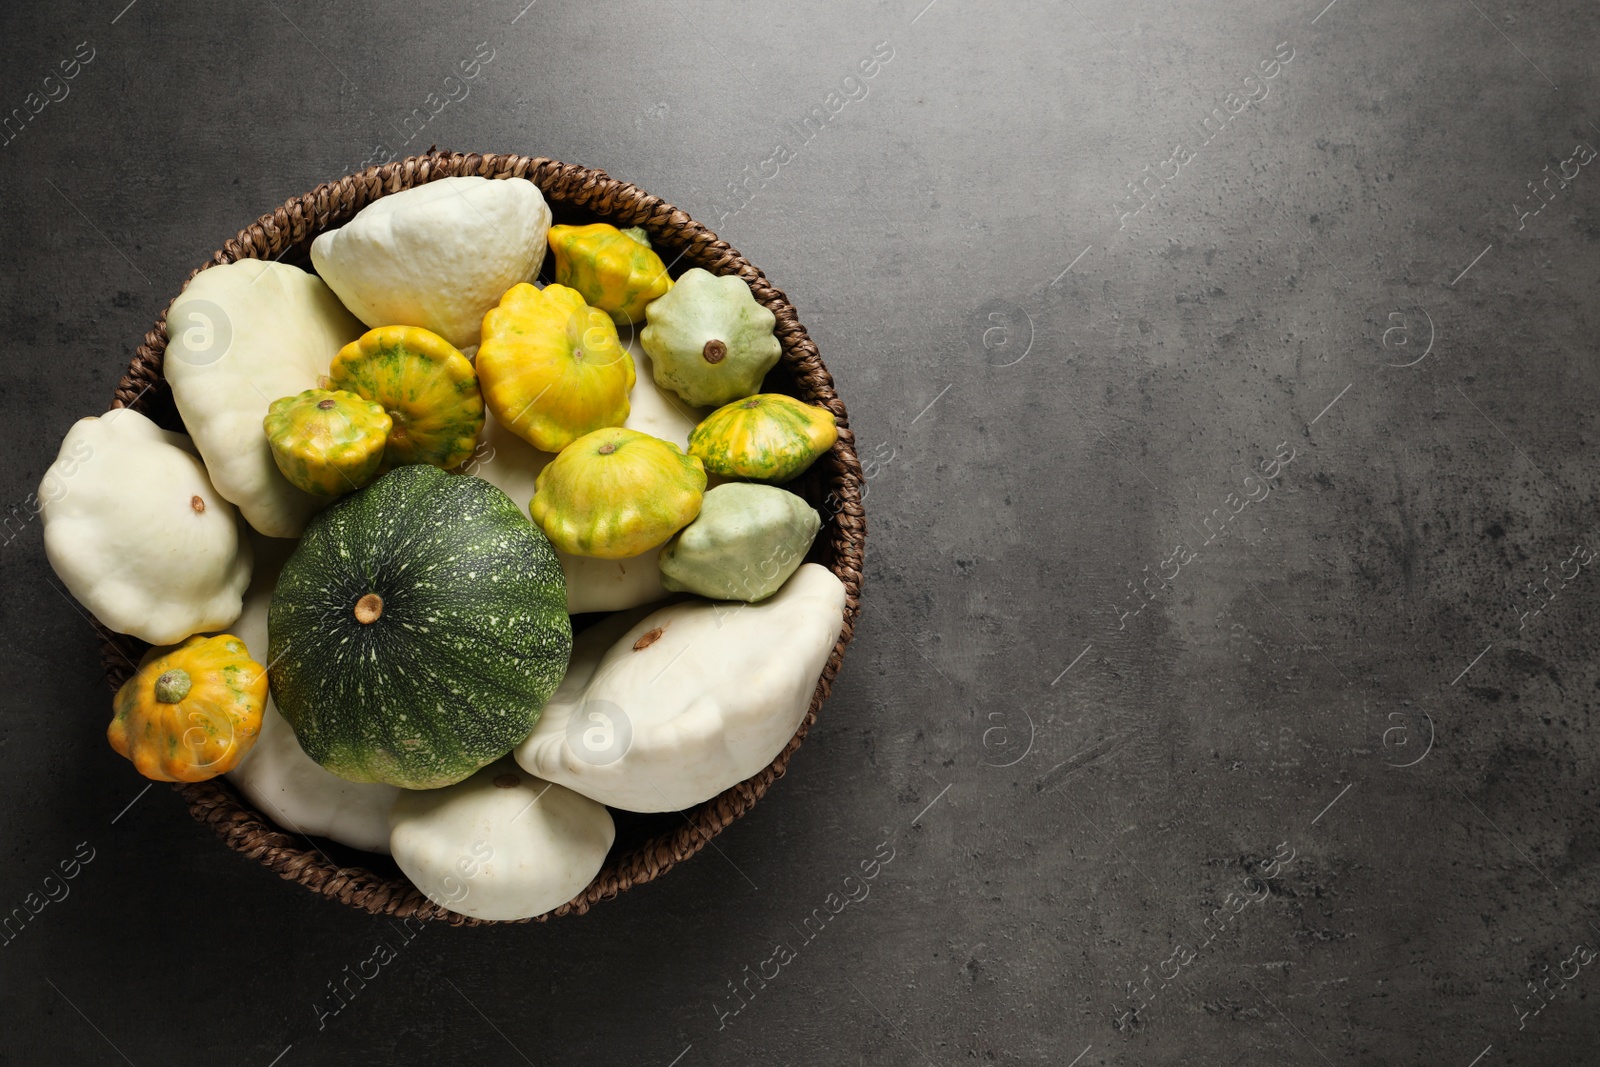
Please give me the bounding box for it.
[3,0,1597,1064]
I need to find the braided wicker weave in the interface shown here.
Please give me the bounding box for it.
[98,150,865,925]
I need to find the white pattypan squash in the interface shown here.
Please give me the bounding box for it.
[618,335,705,450]
[310,176,552,349]
[225,534,399,853]
[389,759,614,921]
[468,335,704,614]
[515,563,846,812]
[165,259,364,538]
[41,408,251,646]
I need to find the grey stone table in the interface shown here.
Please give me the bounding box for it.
[2,0,1596,1063]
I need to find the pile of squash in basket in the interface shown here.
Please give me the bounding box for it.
[40,176,846,919]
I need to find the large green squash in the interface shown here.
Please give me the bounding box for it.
[268,465,571,789]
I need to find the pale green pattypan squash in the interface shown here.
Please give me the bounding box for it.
[165,259,365,538]
[467,336,705,613]
[389,759,614,920]
[640,268,782,407]
[659,483,820,602]
[225,535,399,853]
[310,176,551,349]
[515,563,846,812]
[41,408,251,646]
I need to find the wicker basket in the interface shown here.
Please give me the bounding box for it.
[98,150,865,925]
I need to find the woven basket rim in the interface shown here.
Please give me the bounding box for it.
[98,149,866,925]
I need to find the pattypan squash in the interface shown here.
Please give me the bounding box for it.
[329,325,485,471]
[41,408,251,645]
[235,705,401,852]
[225,534,399,852]
[530,427,705,559]
[165,259,364,537]
[264,389,391,496]
[109,634,266,782]
[390,759,614,920]
[270,465,571,790]
[688,393,838,483]
[467,411,661,614]
[659,483,820,602]
[548,223,672,325]
[619,335,708,449]
[476,283,635,453]
[515,563,847,812]
[468,337,705,612]
[310,175,552,349]
[640,268,782,407]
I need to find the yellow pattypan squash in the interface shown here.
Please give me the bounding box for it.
[548,224,672,326]
[263,388,391,496]
[688,393,838,483]
[108,634,267,782]
[530,427,705,558]
[477,283,636,454]
[329,326,485,470]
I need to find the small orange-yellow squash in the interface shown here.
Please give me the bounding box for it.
[108,634,267,782]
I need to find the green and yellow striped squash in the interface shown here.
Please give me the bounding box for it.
[548,224,672,325]
[688,393,838,483]
[263,388,391,496]
[329,325,485,470]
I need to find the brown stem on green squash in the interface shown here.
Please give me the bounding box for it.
[154,668,192,703]
[702,340,727,364]
[354,593,384,624]
[317,398,337,410]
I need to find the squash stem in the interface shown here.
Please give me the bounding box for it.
[354,593,384,624]
[153,669,192,704]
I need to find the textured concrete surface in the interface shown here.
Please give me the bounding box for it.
[2,0,1598,1064]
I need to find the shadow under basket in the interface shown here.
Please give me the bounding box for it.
[98,150,866,926]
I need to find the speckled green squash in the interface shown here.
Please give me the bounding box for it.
[268,465,571,789]
[688,393,838,483]
[329,325,485,470]
[264,388,392,496]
